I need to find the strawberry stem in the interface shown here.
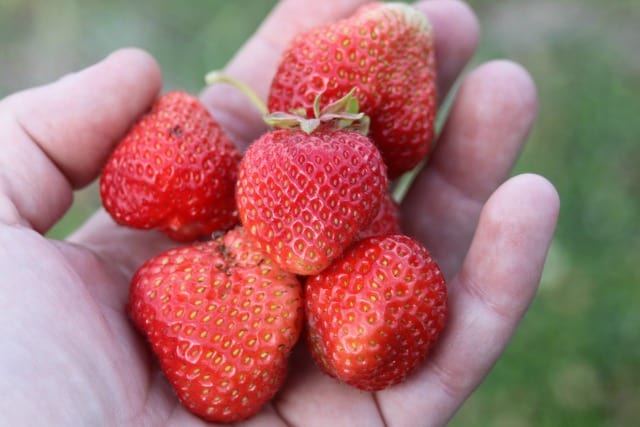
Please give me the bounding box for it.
[391,159,426,203]
[204,71,268,116]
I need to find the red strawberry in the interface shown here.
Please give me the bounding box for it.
[305,234,447,391]
[356,191,402,241]
[236,127,388,275]
[128,227,303,422]
[100,90,241,241]
[267,2,437,179]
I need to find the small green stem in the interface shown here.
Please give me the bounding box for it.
[391,84,454,203]
[204,71,268,116]
[392,159,426,203]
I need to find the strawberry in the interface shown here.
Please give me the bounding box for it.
[128,227,303,422]
[356,191,402,241]
[236,126,388,275]
[267,2,437,179]
[305,234,447,391]
[100,90,241,241]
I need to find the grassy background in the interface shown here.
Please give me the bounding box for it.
[1,0,638,425]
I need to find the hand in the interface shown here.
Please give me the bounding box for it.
[0,1,559,426]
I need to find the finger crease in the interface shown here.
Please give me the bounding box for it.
[372,392,390,427]
[13,112,75,189]
[271,401,296,427]
[431,166,487,209]
[456,266,514,322]
[429,357,470,402]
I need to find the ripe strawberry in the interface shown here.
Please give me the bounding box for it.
[100,90,241,241]
[267,2,437,179]
[356,191,402,241]
[128,227,303,422]
[305,234,447,391]
[236,127,388,275]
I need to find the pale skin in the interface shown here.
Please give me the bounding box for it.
[0,0,559,426]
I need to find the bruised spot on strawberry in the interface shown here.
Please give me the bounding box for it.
[100,91,241,241]
[169,125,183,137]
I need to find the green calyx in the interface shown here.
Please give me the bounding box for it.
[264,88,371,135]
[204,70,370,135]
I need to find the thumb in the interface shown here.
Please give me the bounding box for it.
[0,48,161,232]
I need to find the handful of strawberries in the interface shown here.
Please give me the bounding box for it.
[99,2,447,422]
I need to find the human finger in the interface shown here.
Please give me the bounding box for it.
[414,0,479,101]
[378,174,560,426]
[0,48,161,232]
[402,60,539,278]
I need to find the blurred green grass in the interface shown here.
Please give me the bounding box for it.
[1,0,639,425]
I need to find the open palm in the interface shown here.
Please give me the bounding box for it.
[0,1,559,426]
